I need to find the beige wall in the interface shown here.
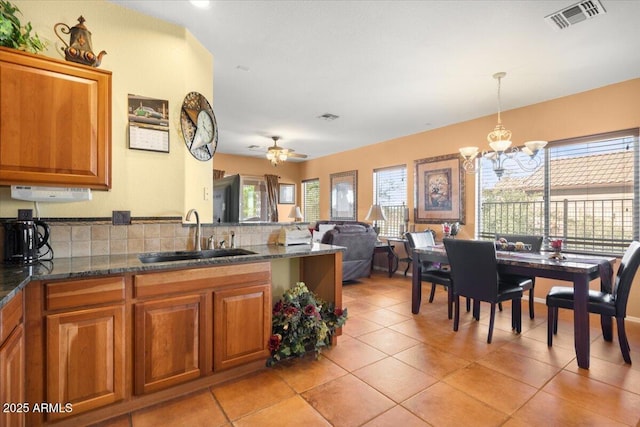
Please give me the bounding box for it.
[212,78,640,317]
[3,1,640,316]
[299,79,640,240]
[0,0,214,222]
[297,78,640,317]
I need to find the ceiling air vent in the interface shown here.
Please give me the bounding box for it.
[544,0,606,30]
[318,113,339,121]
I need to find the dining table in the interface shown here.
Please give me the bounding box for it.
[411,244,616,369]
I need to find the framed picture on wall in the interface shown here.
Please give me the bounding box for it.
[414,154,465,224]
[278,183,295,204]
[330,170,358,220]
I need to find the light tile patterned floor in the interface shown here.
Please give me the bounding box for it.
[93,272,640,426]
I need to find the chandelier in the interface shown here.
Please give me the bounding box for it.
[266,136,289,166]
[459,72,547,178]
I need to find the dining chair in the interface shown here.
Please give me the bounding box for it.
[495,233,544,319]
[406,231,454,318]
[402,229,437,276]
[546,241,640,364]
[444,238,530,343]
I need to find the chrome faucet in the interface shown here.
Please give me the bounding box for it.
[186,209,201,251]
[230,231,235,248]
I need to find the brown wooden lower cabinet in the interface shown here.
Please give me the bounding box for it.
[46,305,125,422]
[0,324,25,427]
[134,294,206,395]
[19,257,344,425]
[213,284,271,371]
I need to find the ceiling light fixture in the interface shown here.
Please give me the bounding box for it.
[266,136,289,166]
[459,72,547,179]
[189,0,211,9]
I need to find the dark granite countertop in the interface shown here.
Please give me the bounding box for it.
[0,243,345,309]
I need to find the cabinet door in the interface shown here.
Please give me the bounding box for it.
[0,47,111,189]
[46,305,124,421]
[0,324,24,427]
[134,294,206,395]
[213,284,271,371]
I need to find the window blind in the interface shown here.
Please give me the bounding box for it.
[478,129,639,255]
[302,179,320,223]
[373,165,407,237]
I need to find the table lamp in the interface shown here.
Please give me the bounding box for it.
[288,206,303,222]
[365,204,386,239]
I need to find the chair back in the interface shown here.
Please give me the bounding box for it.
[613,241,640,316]
[406,231,436,249]
[443,239,500,302]
[495,234,543,252]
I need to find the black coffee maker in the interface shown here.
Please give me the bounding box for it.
[3,220,51,265]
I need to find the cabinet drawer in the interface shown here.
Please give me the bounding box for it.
[134,262,270,299]
[0,292,22,344]
[45,276,125,311]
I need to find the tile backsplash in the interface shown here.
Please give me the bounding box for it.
[1,218,302,259]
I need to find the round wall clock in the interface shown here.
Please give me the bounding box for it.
[180,91,218,161]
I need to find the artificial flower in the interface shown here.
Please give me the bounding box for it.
[266,282,348,367]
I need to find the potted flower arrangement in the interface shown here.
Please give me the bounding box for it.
[267,282,348,367]
[550,238,564,260]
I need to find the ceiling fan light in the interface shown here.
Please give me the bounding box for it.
[278,152,288,161]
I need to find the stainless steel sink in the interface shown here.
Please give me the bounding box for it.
[138,248,256,264]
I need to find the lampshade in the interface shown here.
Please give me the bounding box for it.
[489,139,512,153]
[459,146,480,159]
[523,140,548,156]
[365,204,387,222]
[288,206,303,220]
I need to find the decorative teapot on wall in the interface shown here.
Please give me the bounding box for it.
[54,16,106,67]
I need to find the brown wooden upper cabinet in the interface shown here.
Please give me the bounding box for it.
[0,47,112,189]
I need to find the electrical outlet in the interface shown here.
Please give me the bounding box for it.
[204,186,210,201]
[112,210,131,225]
[18,209,33,220]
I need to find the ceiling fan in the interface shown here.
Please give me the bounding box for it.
[261,136,308,166]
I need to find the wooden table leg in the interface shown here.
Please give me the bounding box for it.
[388,246,398,277]
[411,255,421,314]
[573,274,590,369]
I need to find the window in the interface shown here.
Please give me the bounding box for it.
[302,179,320,223]
[478,129,639,255]
[241,176,268,221]
[373,165,407,237]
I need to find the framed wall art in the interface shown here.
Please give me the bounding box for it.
[127,94,170,153]
[330,170,357,220]
[278,183,295,204]
[414,154,465,224]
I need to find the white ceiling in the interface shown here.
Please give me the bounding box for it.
[110,0,640,161]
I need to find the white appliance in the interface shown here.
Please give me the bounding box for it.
[278,225,312,246]
[11,186,92,202]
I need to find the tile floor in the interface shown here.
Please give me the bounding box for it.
[94,272,640,426]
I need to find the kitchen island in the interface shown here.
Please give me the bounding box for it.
[0,243,344,426]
